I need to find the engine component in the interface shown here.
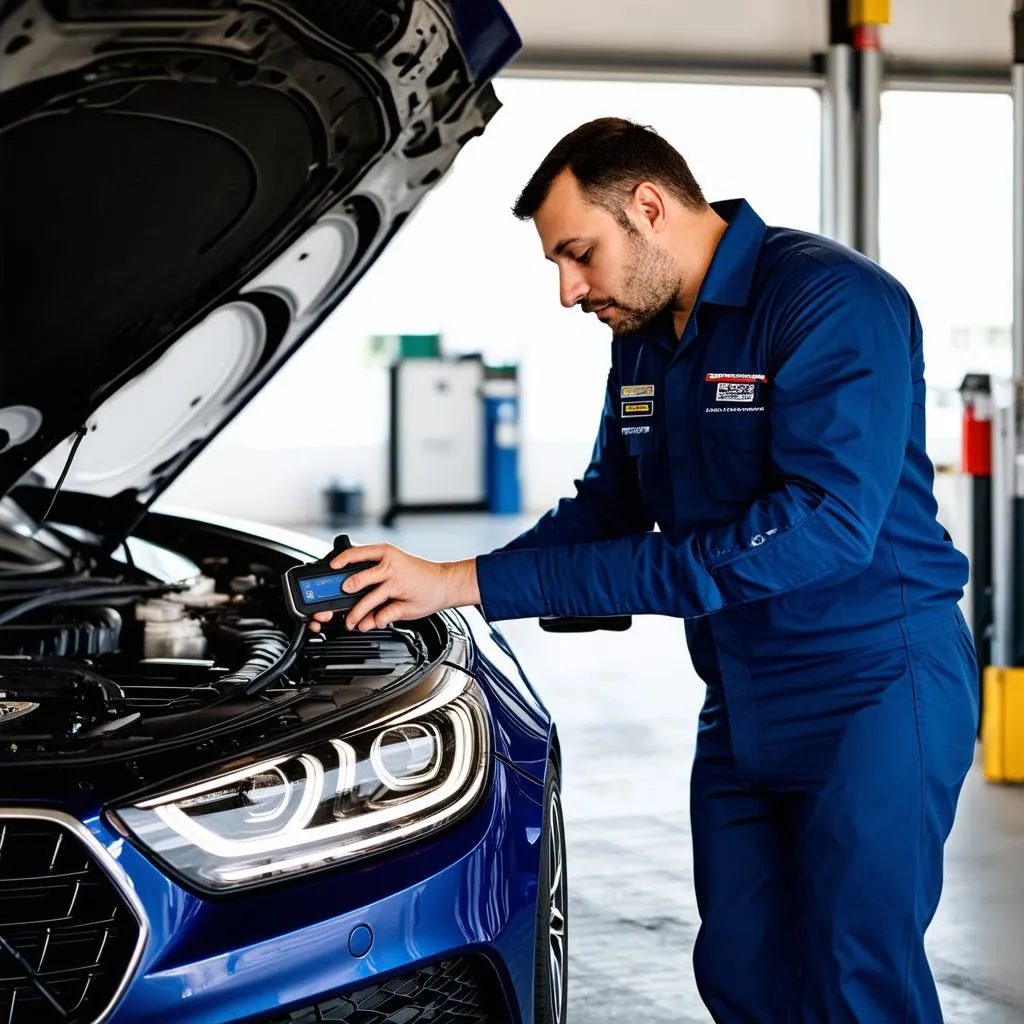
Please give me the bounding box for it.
[136,598,186,623]
[137,595,207,658]
[209,617,292,693]
[229,573,260,595]
[102,659,225,710]
[301,629,422,679]
[0,606,122,658]
[143,618,207,660]
[167,575,233,610]
[0,662,128,743]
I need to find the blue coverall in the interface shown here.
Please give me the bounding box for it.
[475,200,980,1023]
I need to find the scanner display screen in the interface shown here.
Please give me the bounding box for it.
[298,572,350,605]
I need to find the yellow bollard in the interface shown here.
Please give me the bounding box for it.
[982,667,1024,783]
[848,0,891,25]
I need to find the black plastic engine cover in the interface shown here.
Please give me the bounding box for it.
[0,606,121,657]
[0,660,130,743]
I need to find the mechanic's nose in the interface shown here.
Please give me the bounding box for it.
[559,267,587,309]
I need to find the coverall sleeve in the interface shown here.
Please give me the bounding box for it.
[474,263,913,621]
[489,360,653,554]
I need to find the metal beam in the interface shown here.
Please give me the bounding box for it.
[884,61,1012,93]
[502,49,823,88]
[504,47,1010,94]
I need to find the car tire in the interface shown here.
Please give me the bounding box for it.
[533,757,568,1024]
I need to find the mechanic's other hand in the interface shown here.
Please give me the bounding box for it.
[306,544,480,633]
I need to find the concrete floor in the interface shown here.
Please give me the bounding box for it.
[296,514,1024,1023]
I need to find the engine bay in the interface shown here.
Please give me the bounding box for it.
[0,506,440,766]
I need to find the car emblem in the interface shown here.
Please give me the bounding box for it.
[0,702,39,723]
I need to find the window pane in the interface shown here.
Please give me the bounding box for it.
[171,79,821,517]
[879,90,1014,468]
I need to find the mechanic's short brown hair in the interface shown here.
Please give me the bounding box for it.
[512,117,707,227]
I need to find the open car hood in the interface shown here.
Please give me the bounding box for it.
[0,0,519,540]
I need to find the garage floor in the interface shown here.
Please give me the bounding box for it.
[299,515,1024,1023]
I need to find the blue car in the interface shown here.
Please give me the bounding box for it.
[0,1,569,1021]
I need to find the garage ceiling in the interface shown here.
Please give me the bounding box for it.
[501,0,1016,73]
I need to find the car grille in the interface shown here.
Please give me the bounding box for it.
[0,814,143,1024]
[264,957,508,1023]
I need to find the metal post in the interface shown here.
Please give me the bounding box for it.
[856,34,883,260]
[822,0,855,246]
[1006,1,1024,666]
[848,0,889,261]
[992,398,1014,667]
[1013,2,1024,383]
[823,46,855,245]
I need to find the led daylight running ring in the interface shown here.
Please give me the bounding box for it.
[369,722,442,792]
[139,755,295,809]
[151,702,480,861]
[243,767,293,823]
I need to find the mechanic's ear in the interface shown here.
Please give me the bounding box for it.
[632,182,667,235]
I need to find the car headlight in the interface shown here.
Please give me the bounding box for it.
[113,669,491,891]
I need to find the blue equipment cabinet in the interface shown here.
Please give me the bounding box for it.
[483,366,521,515]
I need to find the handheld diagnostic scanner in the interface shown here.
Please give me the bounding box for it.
[282,535,377,622]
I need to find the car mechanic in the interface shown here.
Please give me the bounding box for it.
[308,117,979,1024]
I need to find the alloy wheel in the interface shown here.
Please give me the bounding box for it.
[548,789,567,1023]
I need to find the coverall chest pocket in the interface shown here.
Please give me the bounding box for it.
[698,377,771,506]
[624,429,670,515]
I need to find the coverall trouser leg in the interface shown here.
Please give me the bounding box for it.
[690,621,979,1024]
[690,685,799,1023]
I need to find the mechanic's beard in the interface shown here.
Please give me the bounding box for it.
[609,232,680,336]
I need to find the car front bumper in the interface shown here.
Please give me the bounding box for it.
[15,757,543,1024]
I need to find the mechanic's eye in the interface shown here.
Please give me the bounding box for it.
[576,249,592,266]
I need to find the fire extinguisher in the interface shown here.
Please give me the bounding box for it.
[960,374,993,477]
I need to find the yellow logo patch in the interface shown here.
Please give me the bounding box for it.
[621,400,654,418]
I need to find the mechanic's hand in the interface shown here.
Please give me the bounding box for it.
[306,543,480,633]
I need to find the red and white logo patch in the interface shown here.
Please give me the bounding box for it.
[705,373,768,404]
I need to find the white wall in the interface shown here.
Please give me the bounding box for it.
[502,0,827,62]
[879,89,1015,469]
[165,76,822,523]
[888,0,1014,65]
[501,0,1014,66]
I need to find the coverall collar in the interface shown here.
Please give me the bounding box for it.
[698,199,767,309]
[641,199,767,352]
